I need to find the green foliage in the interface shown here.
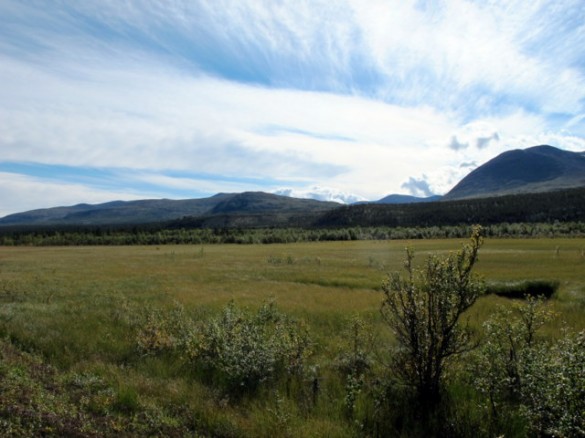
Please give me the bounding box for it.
[335,316,376,379]
[470,297,585,436]
[335,316,377,421]
[113,385,140,414]
[134,300,314,397]
[520,330,585,437]
[191,301,313,395]
[266,254,296,265]
[135,302,194,356]
[3,220,585,247]
[318,187,585,228]
[0,239,584,436]
[0,338,192,436]
[381,226,485,404]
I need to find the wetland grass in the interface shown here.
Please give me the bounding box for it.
[0,238,583,436]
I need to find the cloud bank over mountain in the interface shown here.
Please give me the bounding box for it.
[273,186,367,204]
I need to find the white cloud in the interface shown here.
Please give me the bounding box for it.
[0,51,460,202]
[273,186,367,204]
[401,177,435,198]
[128,172,265,196]
[0,172,144,218]
[406,110,585,196]
[350,0,585,113]
[0,0,584,214]
[448,136,469,151]
[446,122,501,151]
[2,53,583,204]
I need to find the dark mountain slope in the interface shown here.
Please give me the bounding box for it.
[316,187,585,228]
[0,192,339,226]
[0,194,233,226]
[210,192,339,214]
[444,145,585,200]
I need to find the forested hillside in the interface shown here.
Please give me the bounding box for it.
[317,187,585,228]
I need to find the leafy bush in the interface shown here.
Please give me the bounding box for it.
[266,254,295,265]
[135,302,194,356]
[470,297,585,436]
[381,226,484,405]
[335,316,377,420]
[190,301,312,395]
[520,330,585,436]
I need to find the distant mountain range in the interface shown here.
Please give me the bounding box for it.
[1,145,583,227]
[0,192,340,226]
[375,194,442,204]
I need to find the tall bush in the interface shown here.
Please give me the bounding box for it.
[381,226,484,405]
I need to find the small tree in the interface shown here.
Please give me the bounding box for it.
[381,226,484,405]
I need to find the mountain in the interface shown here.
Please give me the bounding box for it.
[315,187,585,228]
[444,145,585,200]
[0,192,340,226]
[375,194,442,204]
[3,145,584,228]
[210,191,339,214]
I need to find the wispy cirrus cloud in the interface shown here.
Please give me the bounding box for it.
[0,0,584,215]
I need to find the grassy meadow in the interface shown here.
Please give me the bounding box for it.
[0,238,584,436]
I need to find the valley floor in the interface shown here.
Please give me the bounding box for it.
[1,238,584,436]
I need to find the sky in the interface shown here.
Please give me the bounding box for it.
[1,0,585,217]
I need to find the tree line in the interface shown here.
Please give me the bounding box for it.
[317,186,585,227]
[0,221,584,246]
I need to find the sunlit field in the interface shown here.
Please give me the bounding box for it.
[1,238,584,436]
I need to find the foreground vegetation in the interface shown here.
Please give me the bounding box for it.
[0,236,584,436]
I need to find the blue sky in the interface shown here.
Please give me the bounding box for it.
[1,0,584,217]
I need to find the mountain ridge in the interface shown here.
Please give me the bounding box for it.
[0,192,339,226]
[2,145,584,227]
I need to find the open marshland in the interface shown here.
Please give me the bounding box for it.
[0,238,584,436]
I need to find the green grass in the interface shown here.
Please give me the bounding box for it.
[0,238,584,436]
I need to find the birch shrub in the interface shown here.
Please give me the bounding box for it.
[190,301,313,396]
[380,226,484,405]
[135,301,313,397]
[471,297,585,437]
[136,303,194,356]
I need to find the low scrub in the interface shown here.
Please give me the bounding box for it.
[190,301,313,395]
[135,301,313,397]
[0,339,192,436]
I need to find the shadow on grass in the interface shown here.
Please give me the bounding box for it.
[486,280,560,300]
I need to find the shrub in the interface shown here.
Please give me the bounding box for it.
[190,301,312,395]
[381,226,484,405]
[335,316,377,420]
[470,297,585,436]
[135,302,194,356]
